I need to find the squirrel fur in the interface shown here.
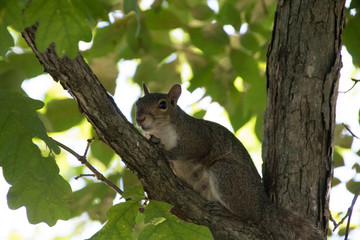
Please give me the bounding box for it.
[135,83,324,240]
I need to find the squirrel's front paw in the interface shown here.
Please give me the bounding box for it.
[149,135,161,144]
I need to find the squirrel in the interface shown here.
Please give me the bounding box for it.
[135,83,324,240]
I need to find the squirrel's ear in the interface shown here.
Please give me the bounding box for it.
[168,84,181,106]
[142,82,149,95]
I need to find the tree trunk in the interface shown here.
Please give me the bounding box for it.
[263,0,345,234]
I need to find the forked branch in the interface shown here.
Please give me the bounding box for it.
[52,138,123,195]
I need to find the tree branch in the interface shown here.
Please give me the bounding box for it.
[342,123,359,139]
[339,78,360,93]
[52,138,124,195]
[22,24,270,239]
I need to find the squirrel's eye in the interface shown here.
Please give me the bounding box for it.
[158,100,167,110]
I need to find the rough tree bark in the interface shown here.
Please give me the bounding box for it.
[263,0,345,234]
[21,0,345,239]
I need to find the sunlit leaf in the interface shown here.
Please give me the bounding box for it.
[191,4,214,21]
[333,149,344,168]
[24,0,92,58]
[2,0,27,31]
[7,169,72,226]
[44,98,84,132]
[353,163,360,173]
[343,13,360,67]
[240,31,259,52]
[139,200,213,240]
[0,91,59,156]
[334,124,353,149]
[218,1,242,30]
[90,138,115,167]
[90,200,140,240]
[332,177,341,187]
[72,0,111,26]
[0,91,71,226]
[125,13,152,53]
[89,54,118,95]
[0,24,14,56]
[345,179,360,194]
[145,8,183,30]
[68,176,120,223]
[0,53,44,91]
[189,23,229,55]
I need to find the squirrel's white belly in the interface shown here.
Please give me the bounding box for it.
[168,159,223,204]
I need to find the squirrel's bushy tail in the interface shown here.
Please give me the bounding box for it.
[262,204,325,240]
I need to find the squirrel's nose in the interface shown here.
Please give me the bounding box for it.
[136,116,145,124]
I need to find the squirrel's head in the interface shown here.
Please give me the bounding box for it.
[135,83,181,134]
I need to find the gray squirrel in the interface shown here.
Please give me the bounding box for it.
[135,83,324,239]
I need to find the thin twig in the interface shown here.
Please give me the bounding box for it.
[339,78,360,93]
[74,174,96,180]
[330,187,360,239]
[342,123,359,139]
[52,138,123,195]
[345,188,360,240]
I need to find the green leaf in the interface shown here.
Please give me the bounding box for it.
[345,179,360,194]
[139,200,213,240]
[353,163,360,173]
[230,49,260,83]
[333,149,344,168]
[332,177,341,187]
[124,0,140,15]
[72,0,111,26]
[338,225,355,236]
[122,185,146,201]
[0,53,44,91]
[143,200,172,223]
[217,1,242,30]
[86,18,128,58]
[68,177,119,223]
[123,169,143,191]
[44,98,84,132]
[0,24,14,56]
[125,13,152,53]
[188,23,229,55]
[191,4,214,21]
[89,54,118,95]
[145,8,183,30]
[133,55,181,91]
[240,31,259,52]
[192,109,206,119]
[121,169,145,201]
[7,169,72,226]
[2,0,27,31]
[343,13,360,67]
[0,91,59,156]
[24,0,92,58]
[230,49,266,113]
[226,90,251,131]
[334,124,353,149]
[90,139,115,167]
[90,200,140,240]
[0,91,73,226]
